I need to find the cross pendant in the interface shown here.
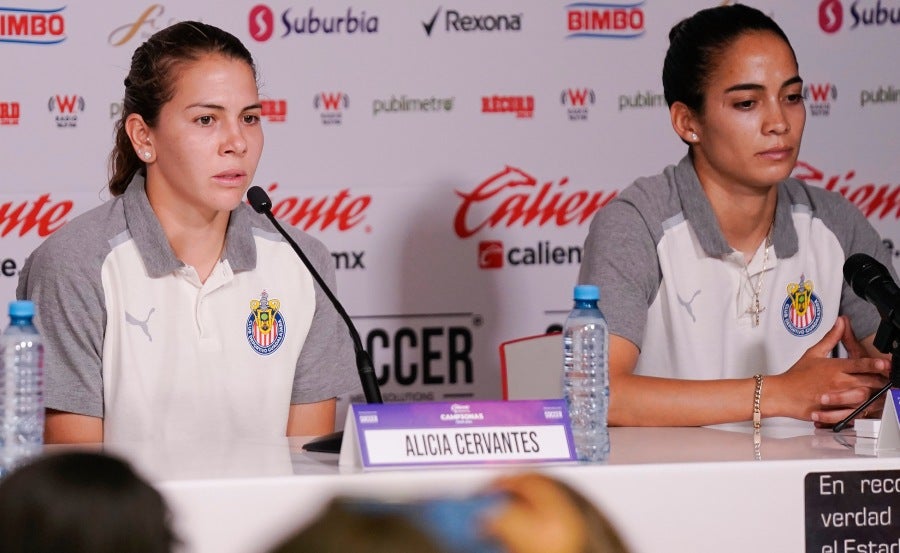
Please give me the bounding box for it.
[747,299,765,327]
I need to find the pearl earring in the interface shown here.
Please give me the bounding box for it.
[690,132,698,141]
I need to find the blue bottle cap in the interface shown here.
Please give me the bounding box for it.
[573,284,599,301]
[9,300,35,318]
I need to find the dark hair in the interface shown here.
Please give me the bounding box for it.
[0,451,177,553]
[108,21,256,196]
[662,4,796,113]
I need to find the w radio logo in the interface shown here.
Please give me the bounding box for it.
[561,88,595,121]
[803,83,837,116]
[47,94,84,128]
[314,92,349,125]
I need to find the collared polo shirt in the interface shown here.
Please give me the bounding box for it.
[18,176,359,441]
[578,156,891,380]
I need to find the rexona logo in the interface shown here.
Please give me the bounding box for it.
[561,88,595,121]
[373,95,454,116]
[566,1,645,39]
[804,83,838,116]
[0,194,73,237]
[860,85,899,107]
[314,92,349,125]
[0,6,66,45]
[261,99,287,122]
[48,95,84,128]
[794,161,900,220]
[108,4,180,47]
[259,182,371,232]
[421,7,522,36]
[818,0,900,33]
[482,95,534,118]
[453,166,617,238]
[249,4,378,41]
[0,101,20,125]
[477,239,583,269]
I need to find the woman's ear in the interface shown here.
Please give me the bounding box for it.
[670,101,700,144]
[125,114,154,162]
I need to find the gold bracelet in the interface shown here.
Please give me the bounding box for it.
[753,374,764,429]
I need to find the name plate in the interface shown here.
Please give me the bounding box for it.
[876,388,900,451]
[338,399,576,469]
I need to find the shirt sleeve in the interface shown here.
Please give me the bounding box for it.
[288,231,362,404]
[578,196,661,350]
[16,230,106,418]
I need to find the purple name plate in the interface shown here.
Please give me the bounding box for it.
[876,389,900,451]
[338,399,576,469]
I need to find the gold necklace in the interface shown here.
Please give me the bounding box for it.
[745,224,774,327]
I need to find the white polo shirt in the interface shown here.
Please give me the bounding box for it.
[579,156,891,380]
[18,176,360,442]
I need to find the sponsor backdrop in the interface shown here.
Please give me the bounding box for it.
[0,1,898,408]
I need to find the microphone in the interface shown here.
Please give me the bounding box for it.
[247,186,382,453]
[833,253,900,432]
[843,253,900,331]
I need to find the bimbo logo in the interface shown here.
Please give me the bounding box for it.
[561,88,595,121]
[314,92,349,125]
[0,6,66,45]
[794,161,900,220]
[48,94,84,128]
[566,1,645,39]
[261,99,287,122]
[0,101,19,125]
[259,182,370,232]
[819,0,900,32]
[453,166,617,238]
[803,83,837,116]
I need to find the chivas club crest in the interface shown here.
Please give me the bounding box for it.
[246,290,286,355]
[781,275,823,336]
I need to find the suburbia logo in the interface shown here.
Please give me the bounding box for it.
[794,161,900,220]
[0,6,66,44]
[566,1,645,39]
[804,83,837,116]
[249,4,378,41]
[482,95,533,118]
[0,101,19,125]
[48,95,84,128]
[261,99,287,122]
[421,7,522,36]
[108,4,178,46]
[819,0,900,33]
[0,194,72,237]
[454,166,617,238]
[477,240,583,269]
[561,88,595,121]
[314,92,349,125]
[259,182,370,232]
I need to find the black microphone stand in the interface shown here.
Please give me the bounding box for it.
[248,187,383,453]
[833,319,900,432]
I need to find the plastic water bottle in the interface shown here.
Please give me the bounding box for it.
[563,284,609,462]
[0,300,44,476]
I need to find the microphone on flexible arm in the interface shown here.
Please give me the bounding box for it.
[247,185,382,452]
[833,253,900,432]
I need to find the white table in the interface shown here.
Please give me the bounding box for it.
[99,421,900,553]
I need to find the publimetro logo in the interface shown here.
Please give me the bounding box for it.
[0,101,20,125]
[566,1,645,39]
[0,5,67,44]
